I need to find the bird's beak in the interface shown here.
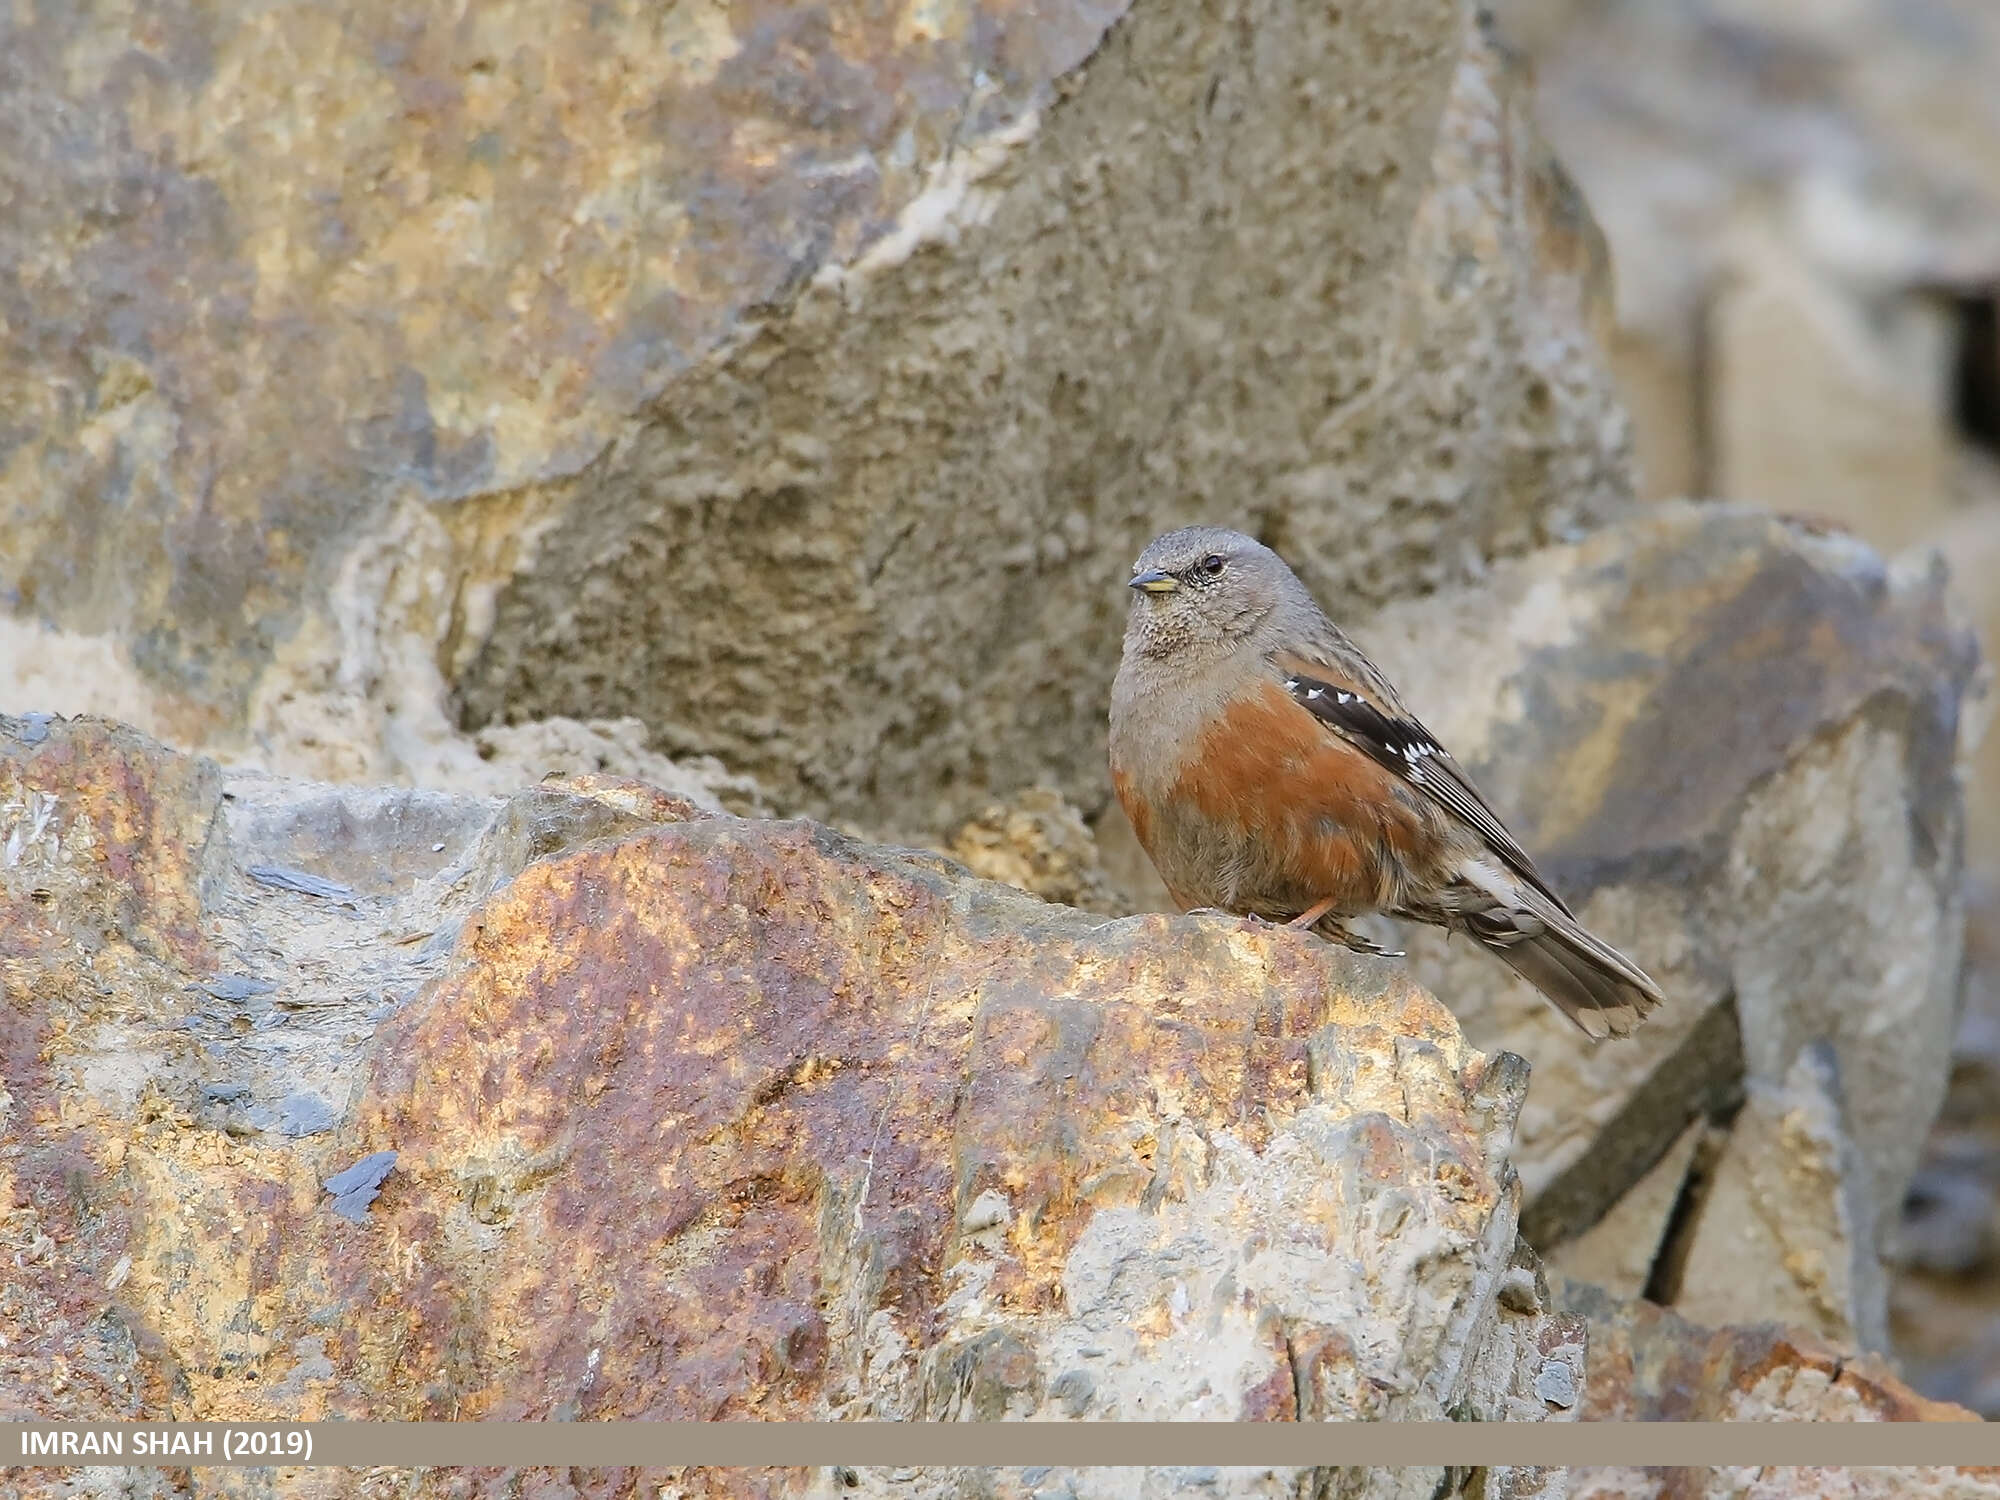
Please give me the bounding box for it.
[1129,570,1178,595]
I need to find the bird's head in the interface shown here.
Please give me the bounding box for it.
[1122,525,1304,663]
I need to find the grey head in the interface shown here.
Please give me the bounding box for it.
[1121,525,1320,667]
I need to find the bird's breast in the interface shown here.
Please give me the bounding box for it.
[1118,677,1447,916]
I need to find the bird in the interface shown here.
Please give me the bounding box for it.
[1107,524,1663,1041]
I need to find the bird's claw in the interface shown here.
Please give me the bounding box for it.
[1183,907,1401,957]
[1324,925,1404,959]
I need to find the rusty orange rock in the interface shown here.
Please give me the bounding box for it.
[4,711,1986,1500]
[4,714,1586,1500]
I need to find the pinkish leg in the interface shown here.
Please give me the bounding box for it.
[1287,896,1339,929]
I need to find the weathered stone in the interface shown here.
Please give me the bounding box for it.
[1343,502,1980,1348]
[1546,1120,1706,1302]
[1562,1279,1988,1500]
[1483,43,2000,1306]
[946,786,1120,914]
[1889,873,2000,1415]
[4,714,1575,1500]
[0,0,1634,834]
[0,715,717,1429]
[1480,41,2000,1408]
[1492,0,2000,503]
[1483,21,2000,1401]
[1875,456,2000,1411]
[1709,223,1959,541]
[1671,1046,1887,1350]
[462,717,771,815]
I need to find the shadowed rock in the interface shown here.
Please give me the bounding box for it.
[1294,503,1979,1349]
[0,0,1632,826]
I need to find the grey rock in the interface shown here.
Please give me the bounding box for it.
[198,974,276,1002]
[276,1093,339,1139]
[1674,1045,1888,1351]
[245,865,358,903]
[1533,1359,1577,1410]
[323,1150,398,1223]
[1347,502,1980,1349]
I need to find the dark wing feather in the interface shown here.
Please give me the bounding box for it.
[1274,661,1576,920]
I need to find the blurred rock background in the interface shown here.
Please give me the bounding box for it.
[1,0,1998,1480]
[0,0,1632,834]
[1482,0,2000,1414]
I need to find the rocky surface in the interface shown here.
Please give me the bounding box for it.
[1487,0,2000,1413]
[1890,497,2000,1412]
[0,0,1633,831]
[1490,0,2000,514]
[1891,874,2000,1411]
[2,0,1992,1474]
[3,510,1991,1493]
[3,713,1584,1497]
[1562,1280,1991,1500]
[945,786,1122,915]
[1483,0,2000,882]
[1364,503,1980,1351]
[1669,1048,1886,1351]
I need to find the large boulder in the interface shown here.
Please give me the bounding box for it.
[2,714,1581,1499]
[1368,504,1980,1350]
[1485,0,2000,1410]
[1486,0,2000,919]
[0,0,1632,830]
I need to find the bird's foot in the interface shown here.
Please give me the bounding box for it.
[1182,907,1401,957]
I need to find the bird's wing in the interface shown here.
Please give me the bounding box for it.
[1269,648,1575,920]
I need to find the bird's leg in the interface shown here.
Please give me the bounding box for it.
[1286,896,1340,930]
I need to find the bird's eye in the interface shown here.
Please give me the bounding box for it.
[1201,554,1226,576]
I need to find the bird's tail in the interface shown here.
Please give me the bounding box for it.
[1464,883,1663,1041]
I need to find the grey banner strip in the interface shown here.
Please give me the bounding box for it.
[6,1423,1999,1468]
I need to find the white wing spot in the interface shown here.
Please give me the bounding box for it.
[1306,686,1324,700]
